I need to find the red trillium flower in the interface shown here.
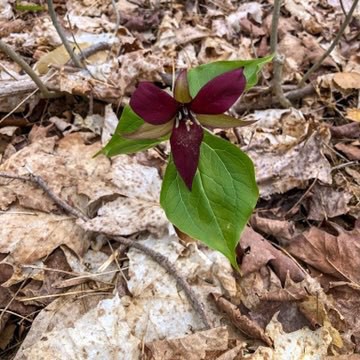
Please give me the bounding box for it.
[128,68,246,190]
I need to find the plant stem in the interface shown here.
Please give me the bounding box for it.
[300,0,359,86]
[0,40,57,98]
[270,0,292,108]
[46,0,83,69]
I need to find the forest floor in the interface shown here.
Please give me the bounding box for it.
[0,0,359,358]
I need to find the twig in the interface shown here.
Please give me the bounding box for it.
[285,177,318,216]
[0,40,57,98]
[0,88,38,125]
[270,0,292,108]
[46,0,83,69]
[111,0,121,34]
[67,42,111,66]
[65,14,89,68]
[300,0,359,86]
[232,83,315,114]
[113,236,212,328]
[339,0,348,16]
[0,171,212,329]
[0,172,88,221]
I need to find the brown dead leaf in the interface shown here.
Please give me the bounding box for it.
[260,314,338,359]
[212,293,273,346]
[0,126,19,155]
[0,19,25,38]
[251,215,297,245]
[0,323,16,350]
[286,222,360,284]
[226,2,264,33]
[301,33,338,68]
[0,286,37,329]
[333,72,360,90]
[145,326,229,360]
[79,155,169,238]
[329,285,360,352]
[278,34,305,81]
[284,0,323,34]
[335,142,360,161]
[331,122,360,139]
[238,18,265,37]
[346,108,360,123]
[304,184,352,221]
[0,208,90,269]
[239,227,305,283]
[240,109,332,197]
[198,37,252,64]
[16,249,73,306]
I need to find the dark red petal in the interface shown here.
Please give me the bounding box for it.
[190,68,246,114]
[170,121,203,190]
[130,82,179,125]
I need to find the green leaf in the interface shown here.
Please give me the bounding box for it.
[160,131,258,269]
[16,2,45,11]
[100,105,167,157]
[187,54,274,97]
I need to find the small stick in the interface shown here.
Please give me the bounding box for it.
[114,235,212,328]
[46,0,83,69]
[0,171,212,329]
[111,0,121,35]
[300,0,359,86]
[270,0,292,108]
[0,40,57,98]
[0,172,88,221]
[67,42,111,66]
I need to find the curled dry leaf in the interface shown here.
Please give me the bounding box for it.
[335,142,360,161]
[239,227,305,283]
[0,208,90,284]
[331,122,360,139]
[239,109,332,197]
[251,214,297,245]
[255,314,338,359]
[286,222,360,283]
[211,293,273,347]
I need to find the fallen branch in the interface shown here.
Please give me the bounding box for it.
[0,73,122,103]
[0,171,212,329]
[299,0,359,86]
[270,0,292,108]
[0,40,58,98]
[233,83,315,113]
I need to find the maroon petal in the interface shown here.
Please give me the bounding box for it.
[170,121,204,190]
[190,68,246,114]
[130,82,179,125]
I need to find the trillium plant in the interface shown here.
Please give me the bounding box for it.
[102,56,272,269]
